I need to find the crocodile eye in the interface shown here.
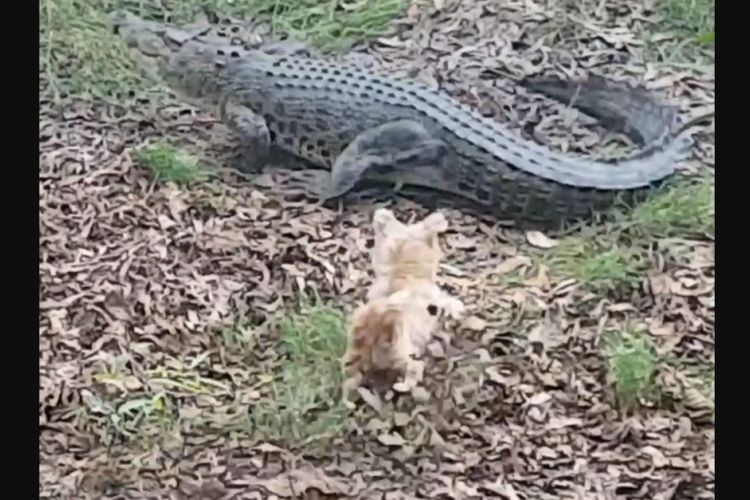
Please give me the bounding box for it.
[138,34,166,56]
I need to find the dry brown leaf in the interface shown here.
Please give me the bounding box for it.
[412,386,430,403]
[526,322,566,351]
[485,366,521,387]
[393,412,410,427]
[462,315,487,331]
[357,386,384,413]
[495,255,531,275]
[525,231,559,248]
[524,264,550,290]
[378,432,406,447]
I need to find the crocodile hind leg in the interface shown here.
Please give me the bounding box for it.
[219,97,271,174]
[324,119,451,199]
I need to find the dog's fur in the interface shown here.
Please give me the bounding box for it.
[342,209,464,400]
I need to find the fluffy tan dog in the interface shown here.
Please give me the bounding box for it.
[342,209,464,401]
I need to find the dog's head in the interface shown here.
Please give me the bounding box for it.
[370,208,448,279]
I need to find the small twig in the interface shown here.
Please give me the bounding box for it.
[676,109,715,135]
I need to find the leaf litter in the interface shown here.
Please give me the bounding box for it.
[40,0,713,498]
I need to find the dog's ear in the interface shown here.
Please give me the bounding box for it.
[372,208,400,237]
[419,212,447,247]
[373,208,395,225]
[421,212,448,235]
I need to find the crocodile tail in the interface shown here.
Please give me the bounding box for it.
[481,74,693,190]
[519,75,683,145]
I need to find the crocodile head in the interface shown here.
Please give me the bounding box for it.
[110,11,174,79]
[109,11,233,99]
[111,11,310,102]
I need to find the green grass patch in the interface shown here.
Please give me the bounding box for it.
[495,272,526,289]
[81,389,178,446]
[40,0,147,101]
[541,176,714,290]
[248,301,351,444]
[83,355,180,446]
[625,175,714,238]
[84,352,235,446]
[135,142,212,185]
[216,319,257,353]
[246,0,409,51]
[658,0,715,41]
[543,238,644,292]
[603,329,660,411]
[647,0,714,66]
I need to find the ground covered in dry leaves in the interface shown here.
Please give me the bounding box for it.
[40,0,714,498]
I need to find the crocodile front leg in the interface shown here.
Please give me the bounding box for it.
[219,97,271,174]
[324,119,450,199]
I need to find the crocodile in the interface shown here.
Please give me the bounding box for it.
[111,11,694,229]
